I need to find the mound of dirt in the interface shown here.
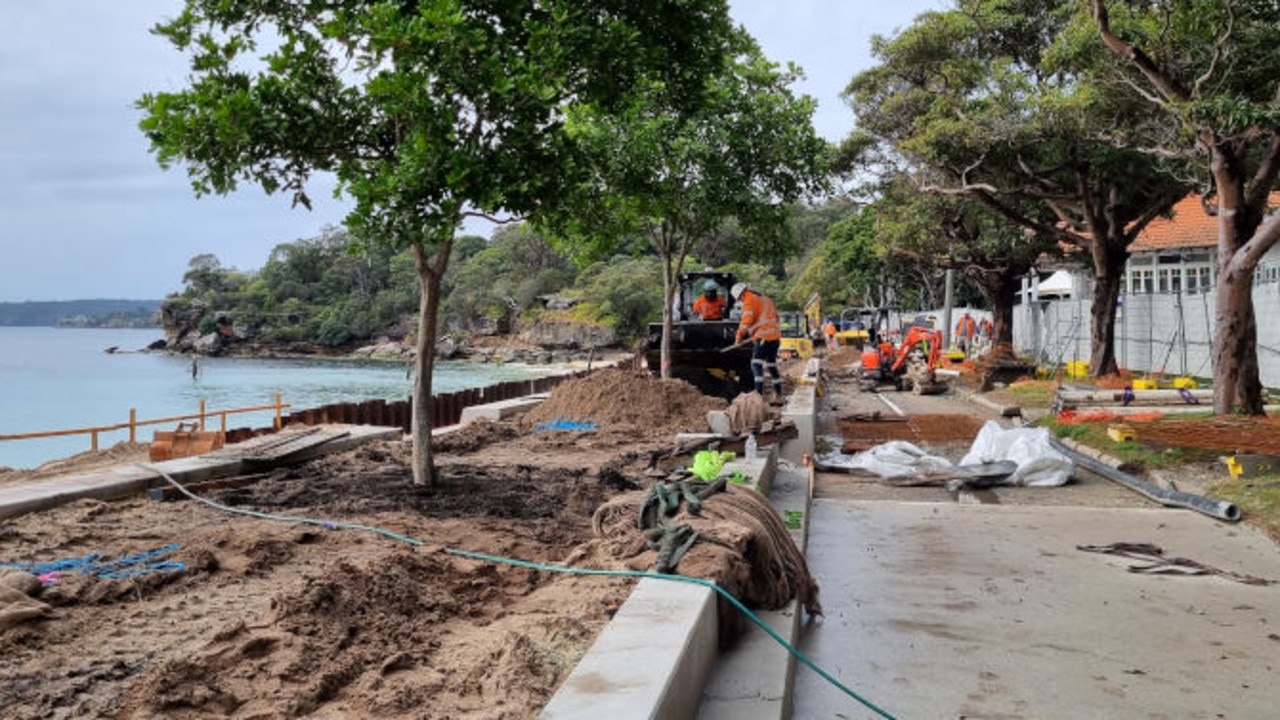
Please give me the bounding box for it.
[521,368,726,436]
[0,441,151,485]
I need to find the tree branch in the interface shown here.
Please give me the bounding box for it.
[1192,0,1235,98]
[1090,0,1190,103]
[460,210,521,225]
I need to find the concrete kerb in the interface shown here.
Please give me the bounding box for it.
[541,367,821,720]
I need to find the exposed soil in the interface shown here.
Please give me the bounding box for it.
[1123,414,1280,456]
[0,442,153,486]
[836,413,988,452]
[0,370,724,720]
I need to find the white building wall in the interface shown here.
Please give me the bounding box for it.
[1013,247,1280,388]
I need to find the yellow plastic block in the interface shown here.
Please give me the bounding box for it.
[1171,376,1198,389]
[1065,361,1090,378]
[1226,454,1280,479]
[1131,378,1159,390]
[1107,424,1136,442]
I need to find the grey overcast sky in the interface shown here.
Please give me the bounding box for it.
[0,0,942,303]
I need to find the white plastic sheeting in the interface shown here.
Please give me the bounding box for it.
[960,421,1072,486]
[818,420,1073,487]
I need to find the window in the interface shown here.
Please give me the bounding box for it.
[1157,267,1181,293]
[1187,265,1212,294]
[1129,269,1154,294]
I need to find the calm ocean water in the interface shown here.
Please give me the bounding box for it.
[0,327,561,470]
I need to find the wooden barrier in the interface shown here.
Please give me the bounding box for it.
[0,395,290,455]
[3,368,594,458]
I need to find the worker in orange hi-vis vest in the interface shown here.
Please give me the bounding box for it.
[692,286,727,320]
[823,318,838,350]
[955,311,977,355]
[731,282,784,403]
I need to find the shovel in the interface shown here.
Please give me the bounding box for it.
[721,338,753,353]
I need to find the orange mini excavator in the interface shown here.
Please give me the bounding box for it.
[858,325,948,394]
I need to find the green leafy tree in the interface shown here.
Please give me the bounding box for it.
[443,224,573,332]
[575,256,665,340]
[139,0,733,485]
[1085,0,1280,414]
[552,29,829,378]
[846,0,1188,376]
[877,180,1057,348]
[182,253,230,296]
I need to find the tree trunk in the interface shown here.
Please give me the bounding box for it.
[1081,214,1129,377]
[971,267,1021,361]
[410,241,449,486]
[1088,264,1123,377]
[1211,273,1265,414]
[990,278,1017,349]
[1209,149,1269,415]
[660,256,675,380]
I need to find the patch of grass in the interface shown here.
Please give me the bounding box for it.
[984,379,1058,409]
[1210,479,1280,543]
[783,510,804,530]
[1004,381,1057,408]
[1039,417,1190,470]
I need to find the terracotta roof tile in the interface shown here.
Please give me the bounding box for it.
[1133,195,1218,251]
[1133,192,1280,252]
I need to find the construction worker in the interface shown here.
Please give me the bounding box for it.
[822,317,838,350]
[955,311,977,355]
[731,283,783,402]
[692,286,727,321]
[977,317,994,354]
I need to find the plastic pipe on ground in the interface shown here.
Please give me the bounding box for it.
[1050,438,1240,523]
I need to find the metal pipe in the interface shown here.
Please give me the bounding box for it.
[1050,438,1240,523]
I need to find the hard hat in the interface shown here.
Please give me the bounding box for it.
[730,282,747,301]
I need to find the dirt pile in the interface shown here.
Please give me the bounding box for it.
[521,368,726,436]
[0,441,151,485]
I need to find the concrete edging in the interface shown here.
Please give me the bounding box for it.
[541,374,821,720]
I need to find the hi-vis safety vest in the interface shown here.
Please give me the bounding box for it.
[736,291,781,342]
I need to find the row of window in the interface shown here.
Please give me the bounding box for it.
[1124,254,1280,294]
[1125,265,1214,295]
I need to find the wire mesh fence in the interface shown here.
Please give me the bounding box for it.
[1013,278,1280,388]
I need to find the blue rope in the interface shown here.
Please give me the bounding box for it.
[1,543,185,581]
[140,464,898,719]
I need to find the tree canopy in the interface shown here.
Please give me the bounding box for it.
[548,29,829,378]
[139,0,735,484]
[846,0,1188,375]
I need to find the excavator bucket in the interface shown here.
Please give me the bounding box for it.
[150,421,225,461]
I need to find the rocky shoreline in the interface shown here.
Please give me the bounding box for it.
[146,329,630,368]
[157,302,628,367]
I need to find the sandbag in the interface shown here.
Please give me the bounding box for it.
[725,392,769,435]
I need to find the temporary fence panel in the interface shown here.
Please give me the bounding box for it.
[1014,273,1280,388]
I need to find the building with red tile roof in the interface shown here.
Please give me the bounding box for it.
[1131,194,1220,252]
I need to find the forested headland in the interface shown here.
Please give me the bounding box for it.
[157,209,984,358]
[0,300,161,328]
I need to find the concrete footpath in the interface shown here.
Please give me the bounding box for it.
[795,500,1280,719]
